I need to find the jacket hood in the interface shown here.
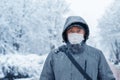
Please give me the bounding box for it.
[62,16,90,43]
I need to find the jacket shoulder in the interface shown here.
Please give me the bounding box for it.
[50,45,66,54]
[86,45,102,52]
[85,44,103,57]
[52,45,67,55]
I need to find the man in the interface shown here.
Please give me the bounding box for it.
[40,16,115,80]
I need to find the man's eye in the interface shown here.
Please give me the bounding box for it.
[77,29,81,33]
[69,30,74,33]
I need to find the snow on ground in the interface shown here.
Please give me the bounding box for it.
[109,62,120,80]
[0,53,47,80]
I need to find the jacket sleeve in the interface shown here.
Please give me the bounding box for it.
[97,51,116,80]
[40,51,55,80]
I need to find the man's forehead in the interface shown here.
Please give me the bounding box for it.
[69,26,83,30]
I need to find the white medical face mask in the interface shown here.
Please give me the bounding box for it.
[68,33,84,44]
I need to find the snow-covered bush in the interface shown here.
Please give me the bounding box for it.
[0,53,47,79]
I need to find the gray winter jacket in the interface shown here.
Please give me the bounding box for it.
[40,16,115,80]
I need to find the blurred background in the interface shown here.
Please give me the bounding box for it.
[0,0,120,80]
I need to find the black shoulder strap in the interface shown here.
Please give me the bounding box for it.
[64,52,92,80]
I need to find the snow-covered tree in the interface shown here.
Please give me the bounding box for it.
[97,0,120,63]
[110,39,120,64]
[0,0,69,55]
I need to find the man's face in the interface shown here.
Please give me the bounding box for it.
[67,26,85,35]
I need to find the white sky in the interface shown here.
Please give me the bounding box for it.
[65,0,114,35]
